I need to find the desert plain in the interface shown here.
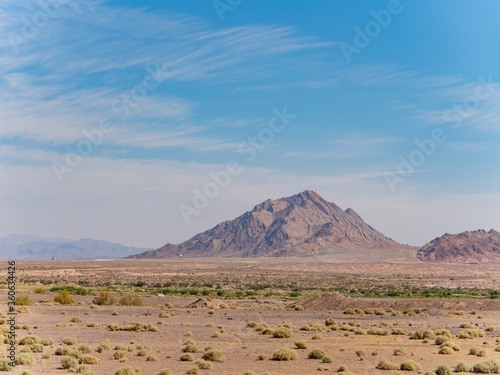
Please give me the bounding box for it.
[1,258,499,375]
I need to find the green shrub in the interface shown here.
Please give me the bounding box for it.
[54,290,75,305]
[272,347,298,361]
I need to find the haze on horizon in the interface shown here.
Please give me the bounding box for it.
[1,0,499,249]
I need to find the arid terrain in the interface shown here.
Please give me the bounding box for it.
[1,258,499,375]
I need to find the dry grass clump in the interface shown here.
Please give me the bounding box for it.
[113,350,127,360]
[146,355,158,362]
[393,347,405,356]
[80,355,100,364]
[400,360,421,371]
[368,328,390,336]
[300,323,324,332]
[377,359,399,370]
[312,334,323,340]
[202,348,226,363]
[159,370,172,375]
[137,350,146,357]
[391,328,408,335]
[180,353,194,362]
[119,294,144,306]
[471,359,500,374]
[71,316,83,323]
[16,352,35,365]
[440,341,460,351]
[322,355,334,363]
[107,322,158,332]
[87,322,101,328]
[295,340,308,349]
[455,360,471,372]
[196,359,212,369]
[438,346,454,355]
[410,329,435,340]
[61,356,78,370]
[15,296,33,306]
[55,346,71,355]
[159,312,170,318]
[308,349,325,359]
[272,347,298,361]
[435,364,452,375]
[460,323,474,328]
[63,337,77,345]
[0,359,13,371]
[78,345,92,354]
[469,346,487,357]
[273,327,293,338]
[325,318,337,329]
[485,325,496,332]
[92,291,116,305]
[114,367,140,375]
[186,366,199,375]
[19,335,40,345]
[344,308,364,315]
[258,354,267,360]
[457,328,486,339]
[182,344,199,353]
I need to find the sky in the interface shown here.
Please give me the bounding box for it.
[1,0,499,248]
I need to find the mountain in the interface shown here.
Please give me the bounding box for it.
[127,190,412,259]
[416,229,500,263]
[0,234,151,260]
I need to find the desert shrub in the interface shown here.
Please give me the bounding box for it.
[119,294,144,306]
[16,353,34,365]
[469,346,486,356]
[107,322,158,332]
[308,349,325,359]
[146,355,158,362]
[258,354,267,360]
[113,350,127,360]
[180,354,194,362]
[273,327,293,338]
[243,372,255,375]
[18,335,40,345]
[460,323,474,328]
[325,318,337,328]
[435,335,451,345]
[400,360,421,371]
[196,359,212,369]
[393,347,405,356]
[15,296,33,306]
[41,338,54,346]
[30,343,43,353]
[246,321,257,328]
[20,347,32,353]
[368,329,391,336]
[438,347,453,355]
[113,367,138,375]
[312,334,322,340]
[21,371,34,375]
[496,345,500,352]
[377,359,399,370]
[186,367,199,375]
[455,360,471,372]
[70,350,83,360]
[54,290,75,305]
[159,312,170,318]
[71,316,83,323]
[61,356,78,370]
[92,291,116,305]
[158,370,172,375]
[80,355,99,365]
[322,355,334,363]
[78,345,92,354]
[115,344,128,351]
[391,328,408,335]
[441,341,460,351]
[63,337,77,345]
[471,359,500,374]
[355,350,365,358]
[202,349,226,363]
[301,323,324,331]
[410,329,435,340]
[185,331,194,337]
[485,325,496,332]
[137,350,146,357]
[295,340,308,349]
[55,346,71,355]
[182,344,199,353]
[0,359,13,371]
[435,364,452,375]
[272,347,298,361]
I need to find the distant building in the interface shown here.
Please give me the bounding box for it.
[51,257,57,260]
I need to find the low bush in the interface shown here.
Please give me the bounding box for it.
[377,359,398,370]
[272,347,298,361]
[202,349,226,363]
[295,340,308,349]
[61,356,78,370]
[400,360,421,371]
[471,359,500,374]
[308,349,325,359]
[435,364,452,375]
[273,327,293,338]
[455,360,471,372]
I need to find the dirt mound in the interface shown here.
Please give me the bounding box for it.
[185,298,226,309]
[289,293,500,312]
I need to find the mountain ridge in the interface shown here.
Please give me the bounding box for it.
[127,190,413,259]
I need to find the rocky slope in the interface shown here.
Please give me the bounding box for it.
[416,229,500,263]
[128,190,411,259]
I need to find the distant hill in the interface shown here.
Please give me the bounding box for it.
[0,234,151,260]
[416,229,500,263]
[127,190,413,259]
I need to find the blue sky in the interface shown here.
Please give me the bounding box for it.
[1,0,499,248]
